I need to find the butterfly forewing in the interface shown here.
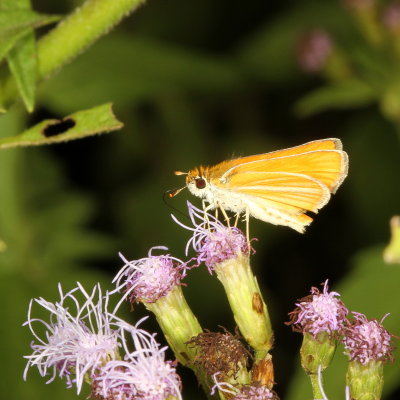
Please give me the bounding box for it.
[216,150,347,193]
[225,172,331,213]
[180,138,348,232]
[209,138,343,176]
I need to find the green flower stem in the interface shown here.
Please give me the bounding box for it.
[0,0,145,109]
[350,6,384,47]
[214,252,273,360]
[324,50,352,82]
[309,372,325,400]
[145,286,216,400]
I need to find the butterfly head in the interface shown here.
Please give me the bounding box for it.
[169,166,209,199]
[185,167,210,198]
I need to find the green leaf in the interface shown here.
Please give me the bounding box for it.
[286,246,400,400]
[0,10,59,61]
[7,33,36,112]
[0,0,32,10]
[294,80,377,117]
[3,0,37,112]
[0,103,123,148]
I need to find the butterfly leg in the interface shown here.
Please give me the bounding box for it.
[245,207,250,246]
[219,204,231,228]
[234,213,240,227]
[202,200,213,231]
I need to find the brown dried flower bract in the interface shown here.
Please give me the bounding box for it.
[186,329,250,378]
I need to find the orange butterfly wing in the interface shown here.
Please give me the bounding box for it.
[206,139,348,232]
[210,138,347,191]
[226,171,331,213]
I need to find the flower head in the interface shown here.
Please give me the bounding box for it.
[232,384,278,400]
[287,280,348,337]
[172,202,250,272]
[23,283,121,393]
[383,2,400,34]
[92,321,181,400]
[211,376,278,400]
[342,312,394,365]
[296,29,333,73]
[112,246,186,307]
[24,284,182,399]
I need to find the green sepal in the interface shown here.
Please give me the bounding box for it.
[347,360,384,400]
[300,332,337,375]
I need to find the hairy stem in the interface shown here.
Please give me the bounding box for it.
[0,0,146,109]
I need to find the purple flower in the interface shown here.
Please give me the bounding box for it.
[24,284,182,398]
[342,312,394,365]
[287,280,348,337]
[296,29,333,73]
[382,2,400,33]
[23,284,121,393]
[172,202,250,273]
[211,375,278,400]
[112,246,186,307]
[92,318,182,400]
[232,385,278,400]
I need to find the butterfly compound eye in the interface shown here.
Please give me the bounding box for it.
[195,177,206,189]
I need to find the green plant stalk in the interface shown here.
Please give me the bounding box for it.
[144,286,217,400]
[0,0,146,109]
[353,7,384,47]
[309,373,325,400]
[214,252,273,360]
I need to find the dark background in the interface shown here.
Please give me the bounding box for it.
[1,0,400,399]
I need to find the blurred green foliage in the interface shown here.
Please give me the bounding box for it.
[1,0,400,399]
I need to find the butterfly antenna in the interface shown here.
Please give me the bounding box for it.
[163,187,189,220]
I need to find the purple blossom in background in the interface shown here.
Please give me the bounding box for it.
[296,29,333,73]
[382,2,400,33]
[342,312,394,365]
[172,202,250,273]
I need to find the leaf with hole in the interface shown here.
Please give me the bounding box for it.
[0,103,123,149]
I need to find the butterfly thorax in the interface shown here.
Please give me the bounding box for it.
[185,163,246,213]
